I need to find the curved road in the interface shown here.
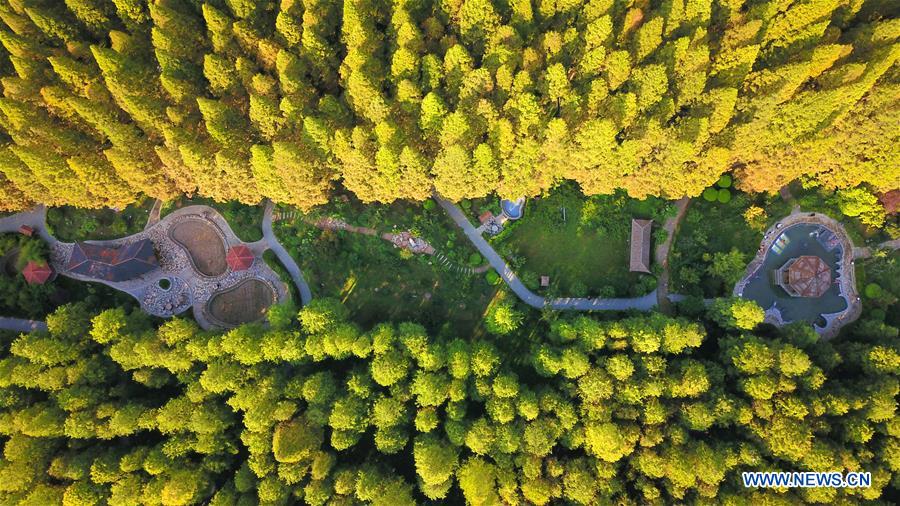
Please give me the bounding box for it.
[435,194,679,311]
[262,200,312,306]
[0,205,54,243]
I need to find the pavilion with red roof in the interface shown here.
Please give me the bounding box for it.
[22,260,53,285]
[226,245,254,271]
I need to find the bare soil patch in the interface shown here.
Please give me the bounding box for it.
[170,220,227,276]
[208,278,275,326]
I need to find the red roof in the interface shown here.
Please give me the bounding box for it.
[226,245,254,271]
[785,256,831,298]
[23,260,52,284]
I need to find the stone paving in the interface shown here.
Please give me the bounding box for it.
[49,205,288,330]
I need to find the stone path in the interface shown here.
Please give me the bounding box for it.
[0,317,47,333]
[263,200,312,306]
[655,198,690,313]
[435,194,679,311]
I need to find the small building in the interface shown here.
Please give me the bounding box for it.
[22,260,52,284]
[67,239,158,282]
[629,219,653,273]
[226,245,254,271]
[540,275,550,288]
[775,255,831,297]
[479,211,494,225]
[18,225,33,236]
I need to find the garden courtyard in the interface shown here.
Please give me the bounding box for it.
[483,184,670,298]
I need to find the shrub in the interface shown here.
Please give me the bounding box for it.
[717,189,732,203]
[717,174,732,188]
[485,270,501,285]
[864,283,882,299]
[423,199,436,211]
[702,188,718,202]
[468,252,483,266]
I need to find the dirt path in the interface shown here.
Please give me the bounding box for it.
[145,199,163,230]
[655,198,690,314]
[853,238,900,259]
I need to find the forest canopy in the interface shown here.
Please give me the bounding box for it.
[0,299,898,504]
[0,0,898,212]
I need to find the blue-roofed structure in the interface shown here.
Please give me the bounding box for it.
[67,239,159,282]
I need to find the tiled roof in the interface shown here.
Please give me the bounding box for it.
[629,219,652,273]
[226,245,254,271]
[22,260,52,284]
[67,239,158,282]
[784,255,831,298]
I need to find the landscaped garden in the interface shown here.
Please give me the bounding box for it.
[671,179,897,299]
[488,184,672,298]
[208,278,276,326]
[273,194,500,334]
[46,198,155,242]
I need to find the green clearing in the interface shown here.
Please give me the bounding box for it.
[46,198,155,242]
[493,184,669,297]
[274,196,499,335]
[669,193,790,297]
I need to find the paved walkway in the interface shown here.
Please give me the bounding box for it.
[435,194,677,311]
[0,205,55,244]
[145,199,163,230]
[655,198,690,313]
[0,317,47,333]
[853,238,900,259]
[263,200,312,306]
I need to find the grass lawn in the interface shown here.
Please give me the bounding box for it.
[46,198,155,242]
[492,184,667,297]
[163,197,263,242]
[274,197,500,336]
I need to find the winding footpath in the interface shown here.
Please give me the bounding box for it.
[262,200,312,306]
[655,198,691,314]
[853,238,900,260]
[0,205,54,243]
[435,194,677,311]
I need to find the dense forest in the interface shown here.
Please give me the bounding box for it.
[0,299,897,504]
[0,0,897,212]
[1,1,898,504]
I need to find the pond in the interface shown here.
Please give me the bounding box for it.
[501,198,525,220]
[739,223,848,326]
